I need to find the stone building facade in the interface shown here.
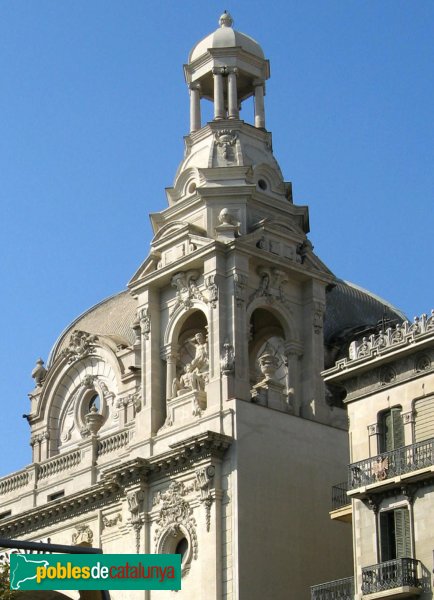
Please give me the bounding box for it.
[313,312,434,600]
[0,13,409,600]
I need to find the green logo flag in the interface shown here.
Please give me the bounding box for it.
[10,554,181,591]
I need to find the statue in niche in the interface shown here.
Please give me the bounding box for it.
[172,364,205,397]
[171,331,209,398]
[253,337,287,387]
[189,332,209,372]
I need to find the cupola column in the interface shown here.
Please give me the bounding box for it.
[213,67,225,120]
[162,345,179,400]
[227,67,239,119]
[189,83,201,132]
[254,79,266,128]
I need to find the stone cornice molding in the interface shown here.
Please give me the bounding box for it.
[0,432,232,538]
[0,482,121,538]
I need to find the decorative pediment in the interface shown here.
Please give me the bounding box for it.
[242,220,334,277]
[150,220,205,245]
[128,227,214,287]
[250,217,304,237]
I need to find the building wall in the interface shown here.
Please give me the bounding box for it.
[234,399,352,600]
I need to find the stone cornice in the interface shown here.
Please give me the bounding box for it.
[0,431,233,538]
[0,481,121,539]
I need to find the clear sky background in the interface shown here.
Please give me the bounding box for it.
[0,1,433,477]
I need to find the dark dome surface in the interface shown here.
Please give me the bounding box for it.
[48,290,137,366]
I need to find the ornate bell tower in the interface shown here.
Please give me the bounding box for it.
[126,17,352,599]
[129,12,341,440]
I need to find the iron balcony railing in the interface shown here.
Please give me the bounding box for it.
[311,577,354,600]
[361,558,421,595]
[331,482,350,510]
[348,437,434,490]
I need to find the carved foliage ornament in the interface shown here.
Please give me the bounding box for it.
[214,129,237,161]
[233,273,247,307]
[313,302,325,334]
[138,307,151,339]
[205,275,219,308]
[61,330,98,364]
[220,341,235,374]
[250,266,290,307]
[102,513,122,529]
[30,430,50,446]
[349,310,434,361]
[171,270,206,313]
[72,524,93,546]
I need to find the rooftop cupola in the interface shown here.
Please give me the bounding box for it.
[184,12,270,131]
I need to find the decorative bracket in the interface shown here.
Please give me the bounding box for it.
[195,466,216,532]
[127,488,145,553]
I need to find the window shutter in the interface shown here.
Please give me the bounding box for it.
[381,408,404,452]
[392,408,405,449]
[394,508,411,558]
[414,396,434,442]
[382,412,393,452]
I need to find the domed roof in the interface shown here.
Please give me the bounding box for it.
[188,12,265,63]
[48,290,137,366]
[324,279,406,366]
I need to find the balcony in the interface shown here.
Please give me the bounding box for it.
[362,558,421,599]
[330,482,352,522]
[348,437,434,493]
[311,577,354,600]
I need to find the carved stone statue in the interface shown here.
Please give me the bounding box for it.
[172,363,205,397]
[171,332,209,398]
[188,332,209,373]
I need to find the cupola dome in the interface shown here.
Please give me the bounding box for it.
[188,12,265,63]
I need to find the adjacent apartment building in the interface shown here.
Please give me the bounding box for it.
[313,312,434,600]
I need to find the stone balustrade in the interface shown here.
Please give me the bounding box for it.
[0,469,30,495]
[0,427,131,497]
[97,430,130,457]
[347,310,434,363]
[38,449,82,480]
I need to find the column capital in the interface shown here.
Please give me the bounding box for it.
[212,66,226,76]
[253,78,265,87]
[160,344,179,362]
[189,82,201,92]
[284,342,303,358]
[227,66,239,75]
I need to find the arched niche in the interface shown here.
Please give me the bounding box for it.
[249,308,288,388]
[164,308,210,401]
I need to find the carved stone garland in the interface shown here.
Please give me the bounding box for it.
[154,481,198,572]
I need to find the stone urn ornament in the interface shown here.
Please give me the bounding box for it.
[84,405,104,435]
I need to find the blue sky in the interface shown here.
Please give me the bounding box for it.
[0,1,433,477]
